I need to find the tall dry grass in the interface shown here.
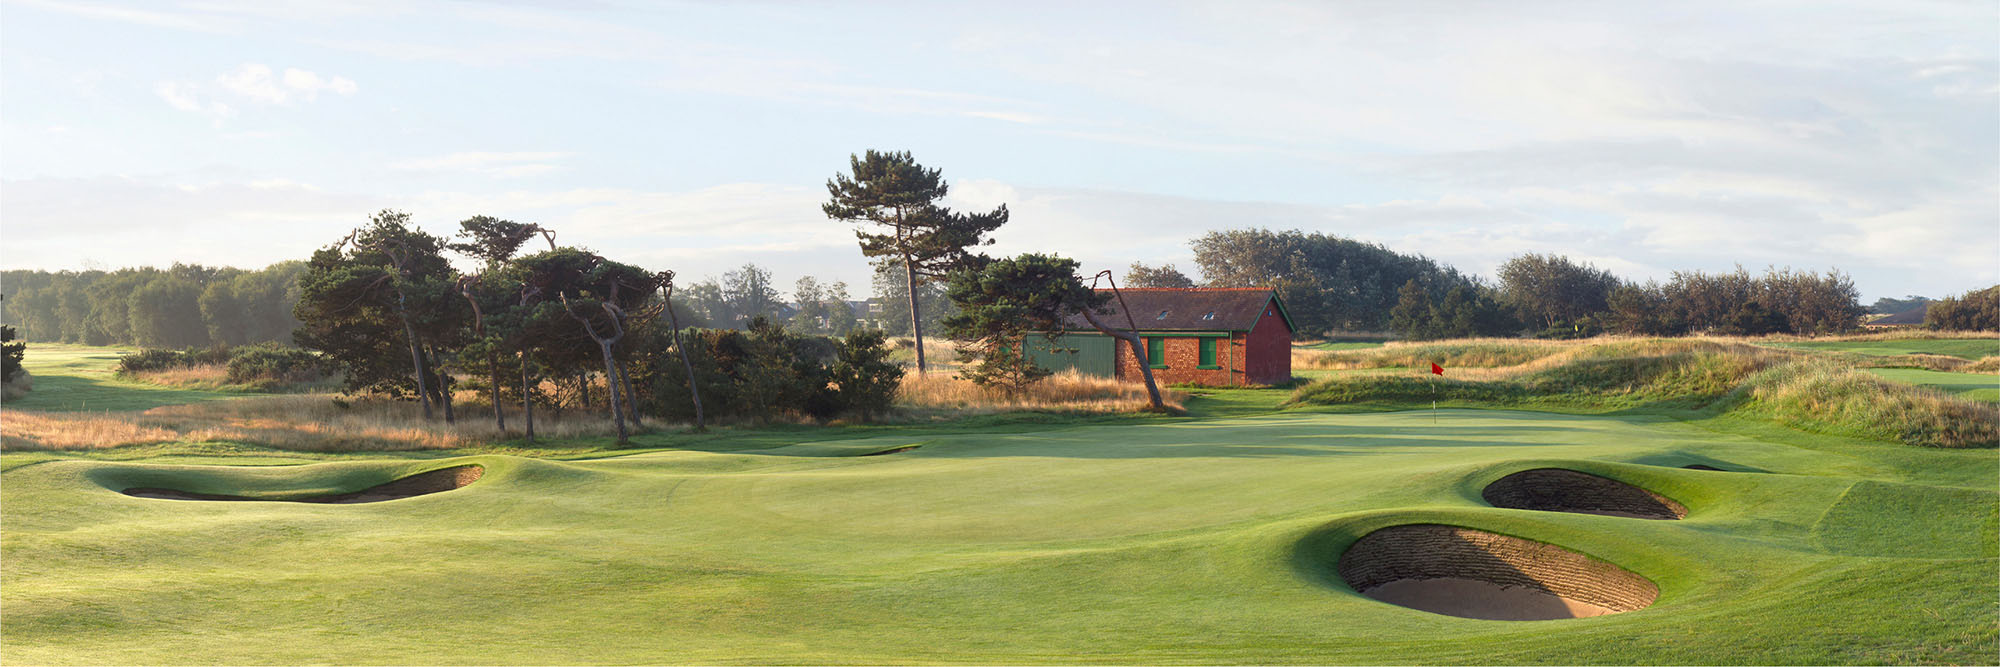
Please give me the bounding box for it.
[886,336,964,369]
[898,369,1187,414]
[1295,338,1588,371]
[1290,337,1996,448]
[0,395,623,452]
[124,363,233,389]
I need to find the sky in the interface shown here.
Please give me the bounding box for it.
[1,0,1995,302]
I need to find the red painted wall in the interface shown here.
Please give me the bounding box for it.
[1244,300,1293,385]
[1108,298,1294,386]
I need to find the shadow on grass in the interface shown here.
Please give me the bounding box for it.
[4,373,245,412]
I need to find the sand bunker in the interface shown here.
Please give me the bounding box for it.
[859,445,921,456]
[124,465,483,503]
[1483,468,1686,520]
[1338,524,1658,621]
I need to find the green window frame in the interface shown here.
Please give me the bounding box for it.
[1198,338,1218,369]
[1146,337,1167,368]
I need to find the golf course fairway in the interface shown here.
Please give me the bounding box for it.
[4,409,1995,664]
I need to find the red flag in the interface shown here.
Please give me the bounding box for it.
[1430,362,1444,376]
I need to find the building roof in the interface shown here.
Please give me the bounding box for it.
[1059,287,1293,333]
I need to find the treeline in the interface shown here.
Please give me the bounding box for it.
[1926,286,2000,331]
[2,263,304,347]
[1188,229,1477,332]
[1158,229,1880,340]
[290,210,905,443]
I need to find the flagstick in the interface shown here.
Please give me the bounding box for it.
[1427,362,1442,423]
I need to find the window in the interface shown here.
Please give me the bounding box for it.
[1198,338,1217,368]
[1146,337,1166,368]
[1202,311,1216,320]
[1156,309,1170,320]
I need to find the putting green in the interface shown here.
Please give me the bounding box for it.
[4,410,1994,664]
[1864,368,2000,403]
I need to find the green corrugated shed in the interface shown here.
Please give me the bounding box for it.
[1025,333,1116,377]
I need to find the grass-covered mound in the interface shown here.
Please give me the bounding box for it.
[1289,339,1999,448]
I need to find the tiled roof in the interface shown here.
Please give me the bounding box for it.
[1059,287,1288,333]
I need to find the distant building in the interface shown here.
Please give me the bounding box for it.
[1029,287,1295,386]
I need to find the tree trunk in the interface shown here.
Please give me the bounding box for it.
[458,281,504,432]
[903,254,926,373]
[1081,308,1166,411]
[430,347,455,424]
[597,341,628,442]
[618,358,641,427]
[488,347,505,431]
[395,301,433,420]
[664,290,704,432]
[577,371,590,407]
[519,345,536,443]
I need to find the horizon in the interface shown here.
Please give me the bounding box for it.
[2,1,1995,302]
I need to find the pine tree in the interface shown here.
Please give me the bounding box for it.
[824,150,1006,372]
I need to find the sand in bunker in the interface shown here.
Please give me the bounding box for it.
[1363,578,1618,621]
[1337,524,1658,621]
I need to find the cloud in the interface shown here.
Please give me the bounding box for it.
[0,175,386,270]
[390,152,575,178]
[7,0,237,33]
[152,80,235,120]
[215,63,357,104]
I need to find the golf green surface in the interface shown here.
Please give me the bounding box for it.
[1865,368,2000,403]
[5,343,248,412]
[1762,338,2000,360]
[6,408,1996,664]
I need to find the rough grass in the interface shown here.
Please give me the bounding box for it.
[1290,338,1998,448]
[1296,338,1582,370]
[1,395,623,452]
[898,369,1187,414]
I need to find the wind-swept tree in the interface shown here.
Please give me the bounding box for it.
[295,210,464,419]
[517,248,662,443]
[824,150,1007,372]
[450,216,548,432]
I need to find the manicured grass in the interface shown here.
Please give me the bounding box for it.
[1763,338,2000,360]
[3,342,1996,664]
[5,343,248,412]
[1865,368,2000,403]
[6,410,1997,664]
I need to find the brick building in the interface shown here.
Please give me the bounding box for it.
[1026,287,1295,386]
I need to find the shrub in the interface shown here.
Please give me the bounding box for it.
[647,323,895,423]
[225,345,331,385]
[1,325,23,385]
[833,330,903,420]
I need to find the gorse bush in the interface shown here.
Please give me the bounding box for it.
[117,346,234,373]
[225,346,332,385]
[117,344,330,390]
